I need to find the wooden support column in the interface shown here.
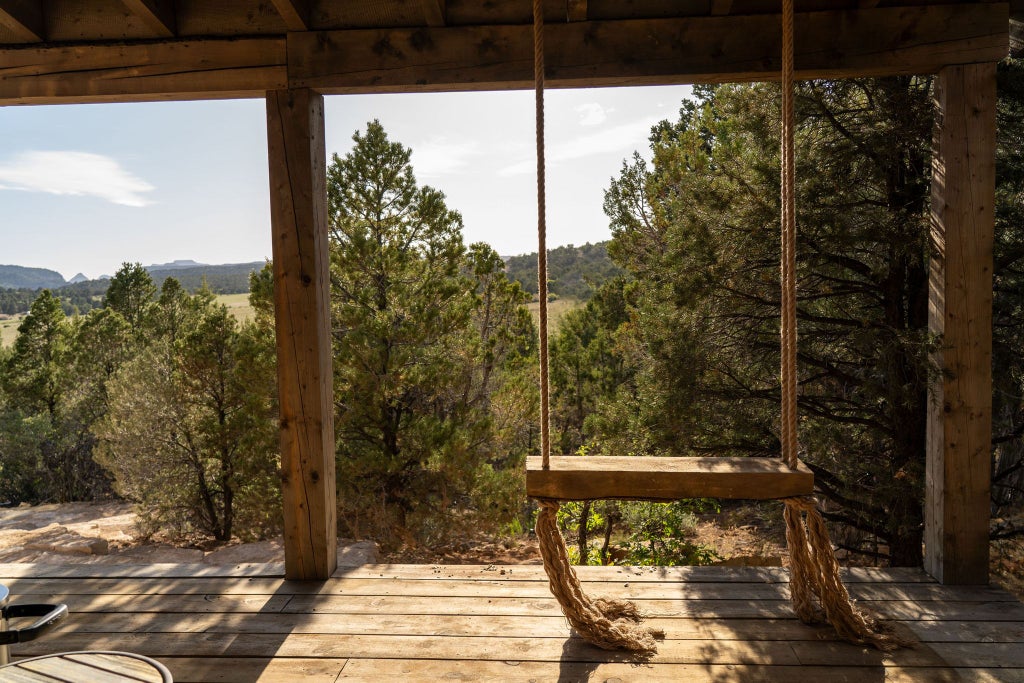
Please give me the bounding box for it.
[266,88,337,581]
[925,63,996,585]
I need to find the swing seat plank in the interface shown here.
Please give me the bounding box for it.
[526,456,813,501]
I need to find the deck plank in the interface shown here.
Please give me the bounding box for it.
[1,564,1021,682]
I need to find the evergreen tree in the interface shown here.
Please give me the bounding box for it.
[95,289,279,541]
[603,79,936,565]
[329,122,531,545]
[104,262,157,332]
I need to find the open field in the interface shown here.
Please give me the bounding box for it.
[216,293,255,324]
[0,295,253,348]
[525,297,581,332]
[0,314,23,347]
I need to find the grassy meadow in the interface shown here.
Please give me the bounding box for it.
[0,294,255,349]
[1,294,578,348]
[0,315,23,348]
[526,297,580,333]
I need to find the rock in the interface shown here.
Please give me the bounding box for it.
[337,540,378,566]
[22,525,109,555]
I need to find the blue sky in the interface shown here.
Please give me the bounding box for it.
[0,85,691,281]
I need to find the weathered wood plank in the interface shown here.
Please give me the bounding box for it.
[289,4,1009,94]
[527,456,814,500]
[4,575,1011,603]
[119,0,176,38]
[158,657,347,683]
[266,88,336,581]
[925,62,997,585]
[270,0,311,32]
[0,38,286,105]
[18,630,1005,668]
[51,611,1024,644]
[0,563,940,582]
[334,659,995,683]
[0,0,43,42]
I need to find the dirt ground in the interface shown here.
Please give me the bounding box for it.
[0,501,1019,602]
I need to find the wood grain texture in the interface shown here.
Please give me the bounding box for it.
[527,456,814,500]
[925,62,996,586]
[266,88,337,581]
[0,38,286,105]
[119,0,176,37]
[0,0,43,42]
[288,4,1009,94]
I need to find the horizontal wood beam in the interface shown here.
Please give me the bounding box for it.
[0,3,1008,105]
[0,0,44,42]
[270,0,311,32]
[120,0,176,38]
[289,4,1009,93]
[0,38,286,105]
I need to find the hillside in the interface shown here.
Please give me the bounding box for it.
[0,261,264,316]
[505,242,623,301]
[0,264,65,290]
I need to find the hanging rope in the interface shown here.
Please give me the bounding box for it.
[776,0,908,651]
[534,0,551,471]
[531,0,662,654]
[530,0,907,655]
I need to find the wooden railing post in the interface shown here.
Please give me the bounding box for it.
[266,88,337,580]
[925,62,995,585]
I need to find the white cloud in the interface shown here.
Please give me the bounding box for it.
[498,115,660,177]
[575,102,609,126]
[411,137,482,177]
[0,151,154,206]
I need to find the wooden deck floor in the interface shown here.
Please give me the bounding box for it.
[1,562,1022,682]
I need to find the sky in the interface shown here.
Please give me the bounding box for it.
[0,85,691,281]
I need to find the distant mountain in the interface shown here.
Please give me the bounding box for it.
[0,264,66,290]
[145,259,205,271]
[146,261,264,293]
[0,260,265,317]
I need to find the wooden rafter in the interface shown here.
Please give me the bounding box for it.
[270,0,311,32]
[0,0,43,42]
[420,0,446,27]
[120,0,176,38]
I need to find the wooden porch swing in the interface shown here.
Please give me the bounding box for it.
[525,0,906,655]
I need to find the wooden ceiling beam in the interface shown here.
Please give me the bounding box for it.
[0,4,1008,105]
[0,0,44,42]
[271,0,311,32]
[0,38,286,105]
[289,4,1009,94]
[420,0,446,27]
[120,0,176,38]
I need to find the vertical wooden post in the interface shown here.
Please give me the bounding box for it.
[266,88,337,580]
[925,63,995,585]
